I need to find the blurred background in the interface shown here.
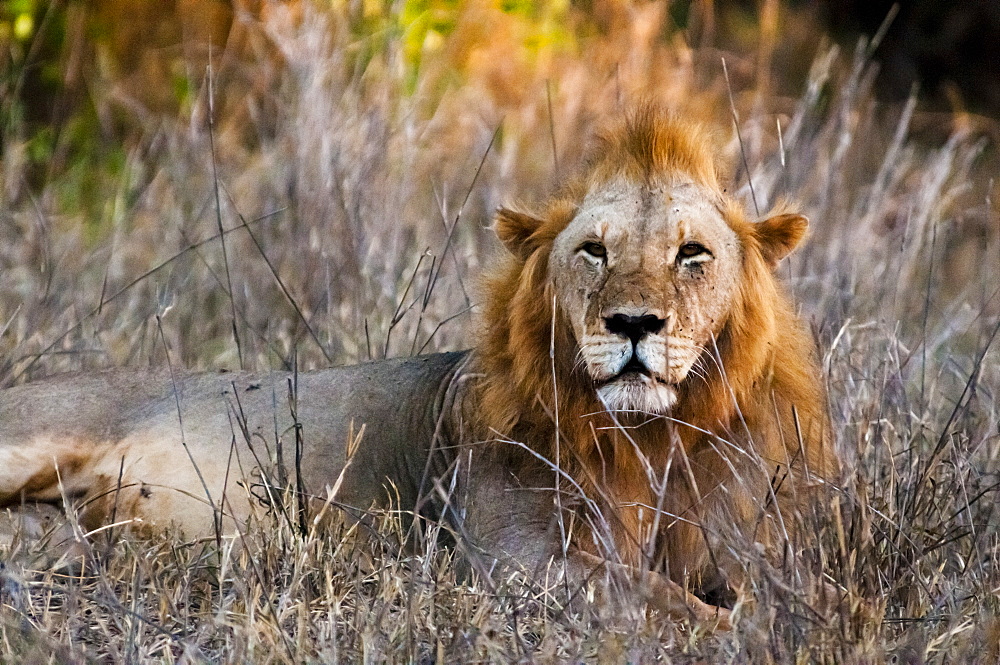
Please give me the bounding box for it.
[0,0,997,381]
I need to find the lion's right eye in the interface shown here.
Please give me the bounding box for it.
[580,242,607,259]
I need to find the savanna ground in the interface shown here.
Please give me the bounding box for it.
[1,1,999,662]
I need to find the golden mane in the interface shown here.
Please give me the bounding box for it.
[478,106,835,578]
[589,105,721,188]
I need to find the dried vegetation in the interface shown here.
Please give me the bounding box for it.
[0,1,998,663]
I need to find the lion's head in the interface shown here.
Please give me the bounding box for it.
[482,106,814,429]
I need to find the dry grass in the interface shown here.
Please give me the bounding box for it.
[1,2,999,663]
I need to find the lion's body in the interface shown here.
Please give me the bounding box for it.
[0,107,838,624]
[0,353,471,539]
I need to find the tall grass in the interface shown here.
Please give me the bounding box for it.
[1,2,998,663]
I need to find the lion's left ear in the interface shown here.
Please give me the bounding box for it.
[755,213,809,268]
[495,208,544,260]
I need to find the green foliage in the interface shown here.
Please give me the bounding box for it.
[3,0,38,41]
[396,0,574,93]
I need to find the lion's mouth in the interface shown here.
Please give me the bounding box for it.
[602,356,671,386]
[621,356,649,375]
[596,356,679,413]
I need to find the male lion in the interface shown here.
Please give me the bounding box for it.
[0,107,837,626]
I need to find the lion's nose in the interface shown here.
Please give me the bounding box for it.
[604,313,665,346]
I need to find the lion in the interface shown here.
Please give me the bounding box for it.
[0,106,837,627]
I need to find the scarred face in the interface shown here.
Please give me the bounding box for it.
[549,179,743,414]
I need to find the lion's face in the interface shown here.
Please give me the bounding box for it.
[549,179,742,414]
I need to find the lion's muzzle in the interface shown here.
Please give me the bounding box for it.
[582,309,685,414]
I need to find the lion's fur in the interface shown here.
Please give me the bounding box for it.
[480,106,836,582]
[0,107,836,619]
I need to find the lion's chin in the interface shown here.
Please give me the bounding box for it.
[596,378,677,414]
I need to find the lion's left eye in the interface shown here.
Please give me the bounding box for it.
[677,242,709,259]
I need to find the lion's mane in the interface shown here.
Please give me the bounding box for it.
[478,106,836,582]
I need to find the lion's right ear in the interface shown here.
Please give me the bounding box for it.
[495,208,544,260]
